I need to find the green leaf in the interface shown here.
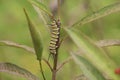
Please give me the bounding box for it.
[65,28,120,80]
[0,40,35,54]
[24,9,43,60]
[0,63,39,80]
[71,53,106,80]
[28,0,52,17]
[72,2,120,28]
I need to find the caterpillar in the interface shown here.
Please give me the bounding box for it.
[49,19,61,55]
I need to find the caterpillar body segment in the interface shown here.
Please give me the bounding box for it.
[49,19,61,55]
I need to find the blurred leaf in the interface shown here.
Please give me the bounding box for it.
[65,28,120,80]
[27,0,52,30]
[72,2,120,28]
[96,39,120,47]
[71,53,106,80]
[0,63,39,80]
[28,0,52,16]
[0,40,35,54]
[32,5,48,25]
[24,9,43,60]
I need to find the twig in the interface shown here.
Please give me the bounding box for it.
[42,58,53,72]
[57,57,72,72]
[39,61,46,80]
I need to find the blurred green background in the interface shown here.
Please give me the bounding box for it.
[0,0,120,80]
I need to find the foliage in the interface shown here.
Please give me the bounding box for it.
[0,0,120,80]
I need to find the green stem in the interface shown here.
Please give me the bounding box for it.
[39,61,46,80]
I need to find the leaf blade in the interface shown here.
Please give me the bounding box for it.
[96,39,120,47]
[72,2,120,28]
[24,9,43,60]
[65,28,120,80]
[0,40,35,54]
[71,53,106,80]
[0,63,39,80]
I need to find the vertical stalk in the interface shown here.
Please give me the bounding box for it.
[52,50,58,80]
[39,61,46,80]
[57,0,61,18]
[52,1,61,80]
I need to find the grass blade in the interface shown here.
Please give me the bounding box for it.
[71,53,106,80]
[24,9,43,60]
[72,2,120,28]
[65,28,120,80]
[0,40,35,54]
[0,63,39,80]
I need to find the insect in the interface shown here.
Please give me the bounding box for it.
[49,19,61,55]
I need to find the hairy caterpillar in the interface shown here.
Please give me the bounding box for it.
[49,19,61,55]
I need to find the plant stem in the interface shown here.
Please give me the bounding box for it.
[57,0,60,18]
[52,50,58,80]
[52,0,61,79]
[39,61,46,80]
[42,58,53,71]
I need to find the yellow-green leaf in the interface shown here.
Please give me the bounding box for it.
[0,63,39,80]
[65,28,120,80]
[71,53,106,80]
[72,2,120,28]
[24,9,43,60]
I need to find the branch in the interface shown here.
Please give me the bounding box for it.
[96,39,120,47]
[57,57,72,72]
[42,58,53,72]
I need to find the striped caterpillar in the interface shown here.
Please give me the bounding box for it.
[49,19,61,55]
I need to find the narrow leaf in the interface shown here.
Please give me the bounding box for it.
[65,28,120,80]
[71,53,106,80]
[0,63,39,80]
[24,9,43,60]
[72,2,120,28]
[96,39,120,47]
[0,40,35,54]
[32,5,48,25]
[28,0,52,17]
